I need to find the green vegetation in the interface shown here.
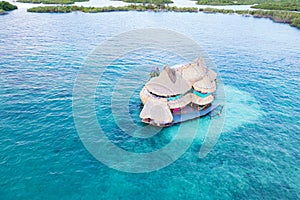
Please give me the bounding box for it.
[17,0,87,5]
[28,5,131,12]
[197,0,259,5]
[18,0,171,5]
[236,9,300,28]
[251,2,300,11]
[199,7,235,13]
[0,1,17,11]
[27,4,199,13]
[122,0,173,5]
[0,9,5,14]
[196,0,300,6]
[199,7,300,29]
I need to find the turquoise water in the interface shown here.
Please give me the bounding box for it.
[1,10,300,199]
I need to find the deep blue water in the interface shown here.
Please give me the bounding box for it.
[1,8,300,199]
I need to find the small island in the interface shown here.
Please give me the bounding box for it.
[196,0,300,13]
[17,0,88,4]
[251,2,300,11]
[202,8,300,29]
[196,0,299,7]
[197,0,257,5]
[121,0,173,5]
[0,1,17,14]
[27,4,199,13]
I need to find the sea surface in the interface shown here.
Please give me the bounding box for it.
[0,6,300,200]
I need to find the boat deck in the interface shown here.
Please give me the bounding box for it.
[172,104,220,124]
[141,104,222,127]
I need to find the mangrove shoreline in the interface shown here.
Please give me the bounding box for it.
[0,1,17,14]
[27,5,300,29]
[17,0,88,5]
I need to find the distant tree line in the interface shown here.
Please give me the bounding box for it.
[251,1,300,11]
[17,0,172,5]
[197,0,300,6]
[0,1,17,12]
[26,4,300,29]
[122,0,173,6]
[17,0,88,5]
[27,5,198,13]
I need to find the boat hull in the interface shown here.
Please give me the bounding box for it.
[141,104,222,127]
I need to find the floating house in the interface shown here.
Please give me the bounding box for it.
[139,57,219,127]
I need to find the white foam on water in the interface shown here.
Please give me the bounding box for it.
[223,85,263,133]
[167,85,263,142]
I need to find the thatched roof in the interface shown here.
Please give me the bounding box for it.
[207,69,217,80]
[190,93,214,106]
[140,87,149,105]
[178,63,206,85]
[140,57,218,123]
[193,76,216,93]
[140,100,173,124]
[145,57,217,98]
[170,57,216,85]
[145,65,190,97]
[139,86,167,105]
[195,57,217,80]
[169,58,204,84]
[167,93,191,109]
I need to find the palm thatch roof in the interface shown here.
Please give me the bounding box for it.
[190,93,214,106]
[179,63,206,85]
[139,100,173,124]
[195,57,217,80]
[193,75,216,93]
[145,65,190,97]
[140,57,218,124]
[139,86,167,105]
[167,93,191,109]
[207,69,217,80]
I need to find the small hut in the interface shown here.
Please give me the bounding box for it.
[139,57,218,127]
